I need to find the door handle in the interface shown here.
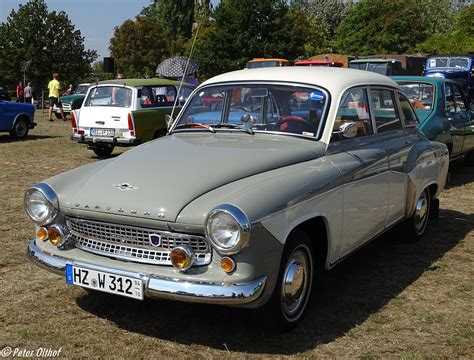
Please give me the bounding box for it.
[95,121,105,125]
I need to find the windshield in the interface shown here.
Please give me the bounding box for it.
[398,82,434,110]
[246,61,287,68]
[428,57,469,69]
[367,63,388,75]
[74,85,89,95]
[172,83,328,139]
[84,86,133,108]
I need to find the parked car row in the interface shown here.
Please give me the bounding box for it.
[26,67,452,329]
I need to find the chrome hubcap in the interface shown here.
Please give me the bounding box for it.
[281,247,311,319]
[415,191,428,233]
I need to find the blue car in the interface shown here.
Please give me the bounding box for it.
[0,100,36,138]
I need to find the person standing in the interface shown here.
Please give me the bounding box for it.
[16,81,24,102]
[24,82,33,104]
[48,73,65,121]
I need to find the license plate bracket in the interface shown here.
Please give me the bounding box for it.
[90,128,115,137]
[66,264,144,300]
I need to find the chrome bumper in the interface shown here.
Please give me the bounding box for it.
[71,134,139,145]
[27,240,266,305]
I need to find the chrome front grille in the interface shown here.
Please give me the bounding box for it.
[62,103,72,111]
[66,218,211,266]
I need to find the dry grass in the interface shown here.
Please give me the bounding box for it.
[0,112,472,359]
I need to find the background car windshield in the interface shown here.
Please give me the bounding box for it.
[367,63,388,74]
[84,86,132,107]
[174,84,328,138]
[449,58,469,68]
[74,85,89,95]
[399,83,434,110]
[247,61,282,68]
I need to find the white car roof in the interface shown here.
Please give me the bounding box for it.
[201,67,400,94]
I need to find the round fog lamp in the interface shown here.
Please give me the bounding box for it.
[48,225,67,246]
[170,246,195,271]
[37,227,49,241]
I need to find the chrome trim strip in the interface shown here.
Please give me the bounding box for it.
[27,240,266,305]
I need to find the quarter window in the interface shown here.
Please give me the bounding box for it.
[398,93,418,126]
[370,89,402,132]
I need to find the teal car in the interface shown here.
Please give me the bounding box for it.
[53,83,90,119]
[393,76,474,163]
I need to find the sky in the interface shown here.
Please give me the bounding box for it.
[0,0,152,60]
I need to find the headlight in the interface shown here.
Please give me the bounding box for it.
[24,183,59,225]
[205,204,250,255]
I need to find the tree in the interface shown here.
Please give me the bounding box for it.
[334,0,427,55]
[0,0,96,91]
[417,0,456,35]
[193,0,307,79]
[141,0,195,38]
[416,4,474,53]
[109,16,171,78]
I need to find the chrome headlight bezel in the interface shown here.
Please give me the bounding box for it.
[24,183,59,226]
[205,204,251,255]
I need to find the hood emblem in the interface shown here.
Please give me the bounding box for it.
[113,183,139,191]
[149,234,162,247]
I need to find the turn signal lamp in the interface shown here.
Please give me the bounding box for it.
[170,246,195,271]
[220,257,236,273]
[48,224,68,247]
[36,227,48,241]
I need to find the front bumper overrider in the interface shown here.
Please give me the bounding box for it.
[27,239,266,305]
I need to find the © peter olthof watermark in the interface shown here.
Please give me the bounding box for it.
[0,347,62,358]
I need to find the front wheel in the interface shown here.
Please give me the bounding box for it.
[401,188,431,241]
[9,119,29,139]
[54,112,63,119]
[265,230,314,330]
[92,145,114,157]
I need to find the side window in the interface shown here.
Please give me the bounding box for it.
[140,86,155,108]
[445,84,456,113]
[370,88,402,132]
[332,87,373,141]
[452,84,467,112]
[152,86,176,106]
[398,93,418,126]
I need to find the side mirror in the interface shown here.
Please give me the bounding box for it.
[178,96,186,106]
[165,114,174,129]
[339,122,358,139]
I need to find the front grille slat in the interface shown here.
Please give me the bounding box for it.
[66,218,211,266]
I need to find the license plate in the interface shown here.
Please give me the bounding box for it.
[90,128,115,137]
[66,264,144,300]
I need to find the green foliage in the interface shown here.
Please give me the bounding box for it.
[416,0,456,35]
[0,0,97,90]
[334,0,427,55]
[416,4,474,53]
[140,0,195,38]
[193,0,307,79]
[109,16,171,78]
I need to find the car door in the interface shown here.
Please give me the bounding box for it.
[373,89,419,227]
[445,82,471,156]
[452,83,474,154]
[0,101,15,131]
[328,86,389,258]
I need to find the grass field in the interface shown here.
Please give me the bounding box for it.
[0,112,472,358]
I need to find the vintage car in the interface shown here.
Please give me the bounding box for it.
[53,83,90,119]
[26,68,449,329]
[70,78,194,156]
[246,58,290,69]
[393,76,474,163]
[350,58,405,76]
[295,60,343,67]
[0,99,36,138]
[424,55,474,104]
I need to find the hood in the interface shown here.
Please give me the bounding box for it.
[62,133,326,222]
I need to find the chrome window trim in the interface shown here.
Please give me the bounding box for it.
[367,85,403,134]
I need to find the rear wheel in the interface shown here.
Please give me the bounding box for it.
[9,119,29,139]
[265,230,314,330]
[92,145,114,157]
[401,188,431,241]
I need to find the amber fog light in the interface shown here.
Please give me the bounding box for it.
[48,224,68,247]
[220,257,236,273]
[170,246,195,271]
[37,227,49,241]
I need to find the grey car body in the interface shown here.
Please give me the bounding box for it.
[26,68,449,328]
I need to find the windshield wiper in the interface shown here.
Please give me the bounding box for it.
[174,123,216,133]
[211,123,254,135]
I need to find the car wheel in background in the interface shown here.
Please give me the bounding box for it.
[401,188,431,241]
[92,145,114,157]
[54,112,63,120]
[265,229,314,331]
[9,118,29,139]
